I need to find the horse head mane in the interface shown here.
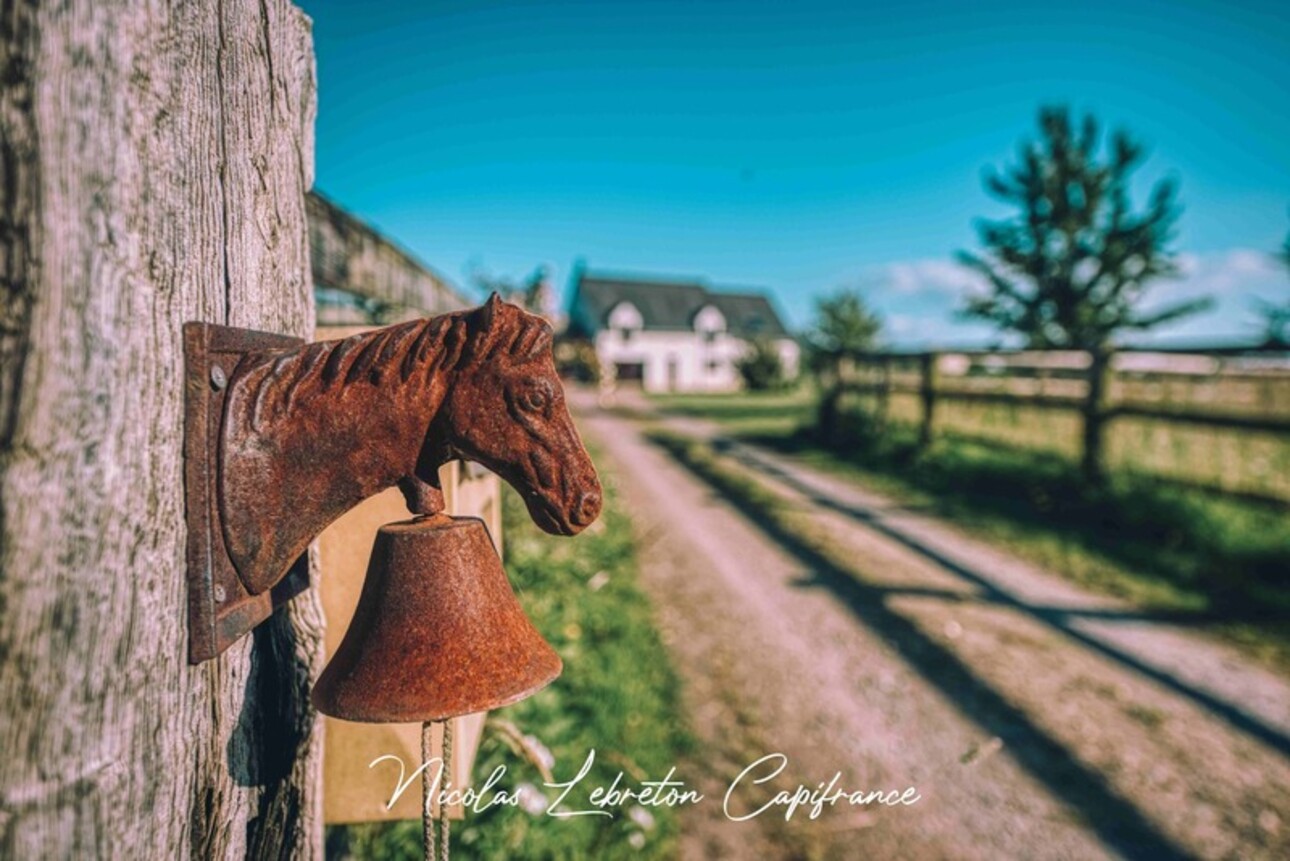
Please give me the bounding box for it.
[457,293,554,370]
[241,295,552,433]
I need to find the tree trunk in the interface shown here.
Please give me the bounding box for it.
[918,351,940,449]
[1081,348,1113,484]
[0,1,324,858]
[817,379,841,443]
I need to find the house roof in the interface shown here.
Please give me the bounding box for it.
[571,272,790,338]
[708,292,789,338]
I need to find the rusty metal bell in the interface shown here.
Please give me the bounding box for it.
[312,514,562,723]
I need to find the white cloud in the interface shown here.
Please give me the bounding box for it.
[886,314,917,335]
[870,248,1283,303]
[884,312,998,349]
[872,259,986,297]
[1163,248,1282,299]
[855,247,1287,348]
[1136,249,1287,343]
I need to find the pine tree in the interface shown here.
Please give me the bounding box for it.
[808,289,883,439]
[959,106,1210,350]
[809,289,883,360]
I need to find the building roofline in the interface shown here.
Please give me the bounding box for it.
[570,266,792,337]
[576,268,784,304]
[575,268,707,290]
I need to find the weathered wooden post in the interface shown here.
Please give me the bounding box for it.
[1081,348,1114,483]
[816,353,847,444]
[0,1,324,857]
[919,351,940,449]
[877,354,893,431]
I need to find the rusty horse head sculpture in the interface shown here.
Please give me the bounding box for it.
[217,294,601,595]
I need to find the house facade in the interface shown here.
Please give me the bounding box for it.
[567,270,800,392]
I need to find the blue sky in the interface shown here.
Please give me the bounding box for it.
[299,0,1288,346]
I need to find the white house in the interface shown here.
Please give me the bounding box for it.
[566,269,800,392]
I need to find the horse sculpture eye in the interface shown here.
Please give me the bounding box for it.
[522,390,548,411]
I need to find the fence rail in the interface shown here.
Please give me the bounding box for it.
[824,348,1290,503]
[836,379,1290,434]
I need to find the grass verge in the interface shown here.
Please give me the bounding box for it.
[337,470,690,860]
[648,387,817,437]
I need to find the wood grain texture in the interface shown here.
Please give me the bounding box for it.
[0,1,324,857]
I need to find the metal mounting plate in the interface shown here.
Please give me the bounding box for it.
[183,321,310,663]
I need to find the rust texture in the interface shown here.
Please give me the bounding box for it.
[183,322,312,663]
[311,514,562,722]
[185,294,601,661]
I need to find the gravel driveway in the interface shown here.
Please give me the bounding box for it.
[573,390,1290,861]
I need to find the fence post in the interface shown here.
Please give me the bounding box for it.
[877,355,893,430]
[1081,348,1113,482]
[817,356,842,442]
[0,3,323,856]
[919,352,940,449]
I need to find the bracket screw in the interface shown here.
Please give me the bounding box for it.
[210,364,227,391]
[213,584,227,603]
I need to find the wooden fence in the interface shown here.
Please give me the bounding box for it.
[823,349,1290,503]
[308,190,468,325]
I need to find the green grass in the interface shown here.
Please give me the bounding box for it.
[337,470,691,860]
[647,386,817,436]
[650,393,1290,668]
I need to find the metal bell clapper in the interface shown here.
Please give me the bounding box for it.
[311,513,561,722]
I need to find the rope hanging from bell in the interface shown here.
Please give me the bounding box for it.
[421,719,453,861]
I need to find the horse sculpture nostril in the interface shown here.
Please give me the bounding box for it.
[574,490,602,526]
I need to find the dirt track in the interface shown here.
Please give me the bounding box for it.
[573,391,1290,861]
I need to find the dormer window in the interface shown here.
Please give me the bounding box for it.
[693,304,726,339]
[607,301,643,342]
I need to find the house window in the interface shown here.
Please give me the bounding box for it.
[707,359,721,372]
[620,327,633,342]
[704,330,717,344]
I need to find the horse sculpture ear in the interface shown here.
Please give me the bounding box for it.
[479,292,503,331]
[461,292,505,365]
